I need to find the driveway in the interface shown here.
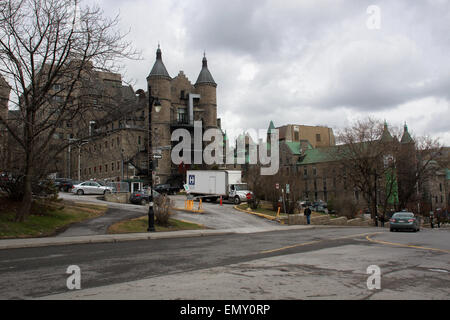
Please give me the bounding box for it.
[57,193,281,236]
[57,192,147,237]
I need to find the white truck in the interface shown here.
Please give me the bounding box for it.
[186,170,253,204]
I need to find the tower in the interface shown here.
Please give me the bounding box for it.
[194,54,217,129]
[0,75,10,122]
[147,45,172,183]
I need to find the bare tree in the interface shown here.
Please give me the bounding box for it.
[0,0,139,221]
[333,118,399,220]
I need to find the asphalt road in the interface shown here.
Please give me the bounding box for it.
[0,226,448,299]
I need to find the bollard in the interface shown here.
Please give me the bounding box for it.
[198,199,203,211]
[276,207,281,218]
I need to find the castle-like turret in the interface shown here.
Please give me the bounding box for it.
[194,54,217,128]
[146,46,172,183]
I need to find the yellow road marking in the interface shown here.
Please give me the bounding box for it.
[260,232,383,254]
[366,235,450,254]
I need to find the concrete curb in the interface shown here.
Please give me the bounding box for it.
[233,205,280,222]
[0,230,235,250]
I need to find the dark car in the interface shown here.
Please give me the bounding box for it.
[61,180,79,192]
[54,178,75,192]
[154,183,180,195]
[129,189,161,205]
[389,212,420,232]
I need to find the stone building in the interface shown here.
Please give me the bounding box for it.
[0,75,11,172]
[70,46,220,186]
[277,123,335,148]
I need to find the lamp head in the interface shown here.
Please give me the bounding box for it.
[154,99,162,113]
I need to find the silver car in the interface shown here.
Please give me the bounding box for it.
[71,181,113,195]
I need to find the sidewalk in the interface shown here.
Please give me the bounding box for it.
[0,225,315,250]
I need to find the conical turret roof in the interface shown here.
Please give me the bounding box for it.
[401,123,414,144]
[195,54,216,87]
[147,45,171,80]
[380,121,394,142]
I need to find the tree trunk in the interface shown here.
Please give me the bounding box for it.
[16,147,33,222]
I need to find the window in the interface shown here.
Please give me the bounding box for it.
[117,137,120,145]
[88,168,91,174]
[440,183,442,192]
[112,162,114,171]
[313,167,317,176]
[53,84,62,91]
[294,131,299,141]
[105,141,108,149]
[177,108,187,123]
[111,139,114,148]
[99,165,102,173]
[117,161,120,171]
[314,179,317,190]
[105,164,108,172]
[303,168,307,177]
[138,136,141,145]
[94,167,96,173]
[316,134,321,142]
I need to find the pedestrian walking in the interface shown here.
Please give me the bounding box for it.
[430,211,434,229]
[380,213,385,228]
[304,206,312,225]
[436,210,441,228]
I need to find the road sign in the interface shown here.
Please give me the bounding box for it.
[246,193,252,200]
[153,154,162,159]
[275,183,279,189]
[188,174,195,185]
[183,184,189,191]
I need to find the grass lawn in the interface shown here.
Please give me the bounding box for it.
[108,216,206,234]
[237,203,288,217]
[0,198,107,239]
[237,202,336,218]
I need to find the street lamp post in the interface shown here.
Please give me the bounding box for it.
[147,86,161,232]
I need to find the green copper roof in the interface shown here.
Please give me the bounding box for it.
[297,146,338,165]
[401,123,414,144]
[380,122,394,142]
[284,140,313,155]
[268,120,275,132]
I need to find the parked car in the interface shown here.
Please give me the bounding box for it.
[59,179,80,192]
[54,178,70,191]
[129,189,161,205]
[71,181,113,195]
[389,212,420,232]
[154,183,180,195]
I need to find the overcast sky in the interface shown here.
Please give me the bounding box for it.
[89,0,450,145]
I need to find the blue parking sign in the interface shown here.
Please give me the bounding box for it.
[189,175,195,185]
